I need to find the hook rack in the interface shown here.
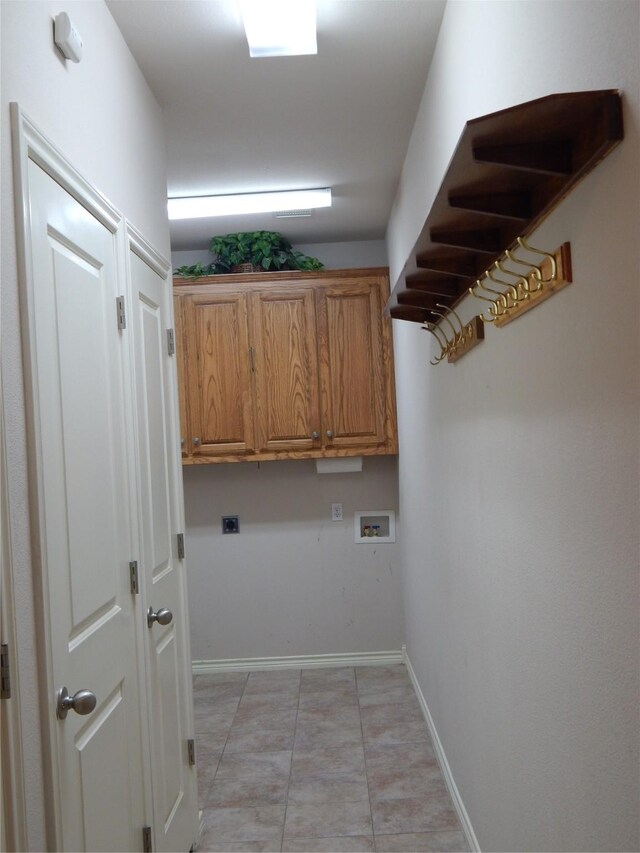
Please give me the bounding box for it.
[469,241,572,327]
[386,90,623,325]
[422,306,484,365]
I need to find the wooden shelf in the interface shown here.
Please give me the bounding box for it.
[387,90,624,323]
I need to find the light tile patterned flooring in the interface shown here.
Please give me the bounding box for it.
[194,664,469,853]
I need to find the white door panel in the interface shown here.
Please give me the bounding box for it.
[26,160,145,851]
[129,245,197,852]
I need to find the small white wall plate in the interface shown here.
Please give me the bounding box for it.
[54,12,83,63]
[355,510,396,543]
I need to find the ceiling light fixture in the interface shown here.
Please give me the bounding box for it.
[167,188,331,220]
[239,0,317,58]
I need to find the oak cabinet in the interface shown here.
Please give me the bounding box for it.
[174,268,397,464]
[250,286,320,454]
[182,290,256,458]
[318,279,389,451]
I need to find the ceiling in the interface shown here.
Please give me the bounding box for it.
[107,0,445,251]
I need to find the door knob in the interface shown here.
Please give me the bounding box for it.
[192,437,201,446]
[147,606,173,628]
[326,430,334,439]
[311,431,319,440]
[56,686,97,720]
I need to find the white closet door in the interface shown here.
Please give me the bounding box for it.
[25,159,145,852]
[128,239,198,853]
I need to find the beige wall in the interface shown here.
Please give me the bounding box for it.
[172,238,389,272]
[184,457,403,661]
[1,2,169,846]
[387,2,640,851]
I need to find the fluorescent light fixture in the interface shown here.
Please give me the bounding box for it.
[239,0,317,58]
[168,188,331,220]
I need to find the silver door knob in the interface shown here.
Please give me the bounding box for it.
[311,431,319,440]
[147,606,173,628]
[193,437,201,446]
[56,686,97,720]
[181,438,185,448]
[326,430,333,439]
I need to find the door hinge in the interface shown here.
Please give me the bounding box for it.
[142,825,152,853]
[1,644,11,700]
[116,296,127,330]
[129,560,139,594]
[177,533,185,560]
[167,328,175,356]
[187,738,196,766]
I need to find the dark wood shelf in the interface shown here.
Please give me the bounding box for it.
[386,90,624,323]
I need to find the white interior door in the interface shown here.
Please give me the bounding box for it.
[23,159,146,851]
[128,234,198,853]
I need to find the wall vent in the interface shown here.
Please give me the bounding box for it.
[274,209,312,218]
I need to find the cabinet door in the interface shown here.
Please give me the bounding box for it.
[317,276,396,451]
[186,292,256,457]
[173,294,190,459]
[250,288,321,453]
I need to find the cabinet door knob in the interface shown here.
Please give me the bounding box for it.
[311,431,319,440]
[193,437,201,446]
[326,430,333,439]
[181,437,185,448]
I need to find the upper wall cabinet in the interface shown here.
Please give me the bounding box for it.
[174,268,398,464]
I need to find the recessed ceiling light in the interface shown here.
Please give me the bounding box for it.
[239,0,317,58]
[167,188,331,220]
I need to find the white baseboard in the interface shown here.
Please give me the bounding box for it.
[192,649,404,675]
[403,648,481,853]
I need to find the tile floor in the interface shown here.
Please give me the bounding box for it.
[194,664,469,853]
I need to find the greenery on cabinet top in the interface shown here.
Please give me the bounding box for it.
[174,231,324,278]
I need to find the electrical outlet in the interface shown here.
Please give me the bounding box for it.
[331,503,343,522]
[222,516,240,534]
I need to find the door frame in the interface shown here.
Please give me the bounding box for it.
[9,102,139,849]
[0,367,28,853]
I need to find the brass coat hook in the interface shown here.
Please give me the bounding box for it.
[505,249,543,293]
[516,236,557,283]
[436,303,466,345]
[487,266,519,306]
[431,308,461,347]
[475,276,510,312]
[469,281,500,322]
[494,259,530,300]
[422,323,449,365]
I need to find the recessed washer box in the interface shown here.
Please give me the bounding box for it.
[354,510,396,543]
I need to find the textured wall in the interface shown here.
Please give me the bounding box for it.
[1,2,169,847]
[387,2,640,851]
